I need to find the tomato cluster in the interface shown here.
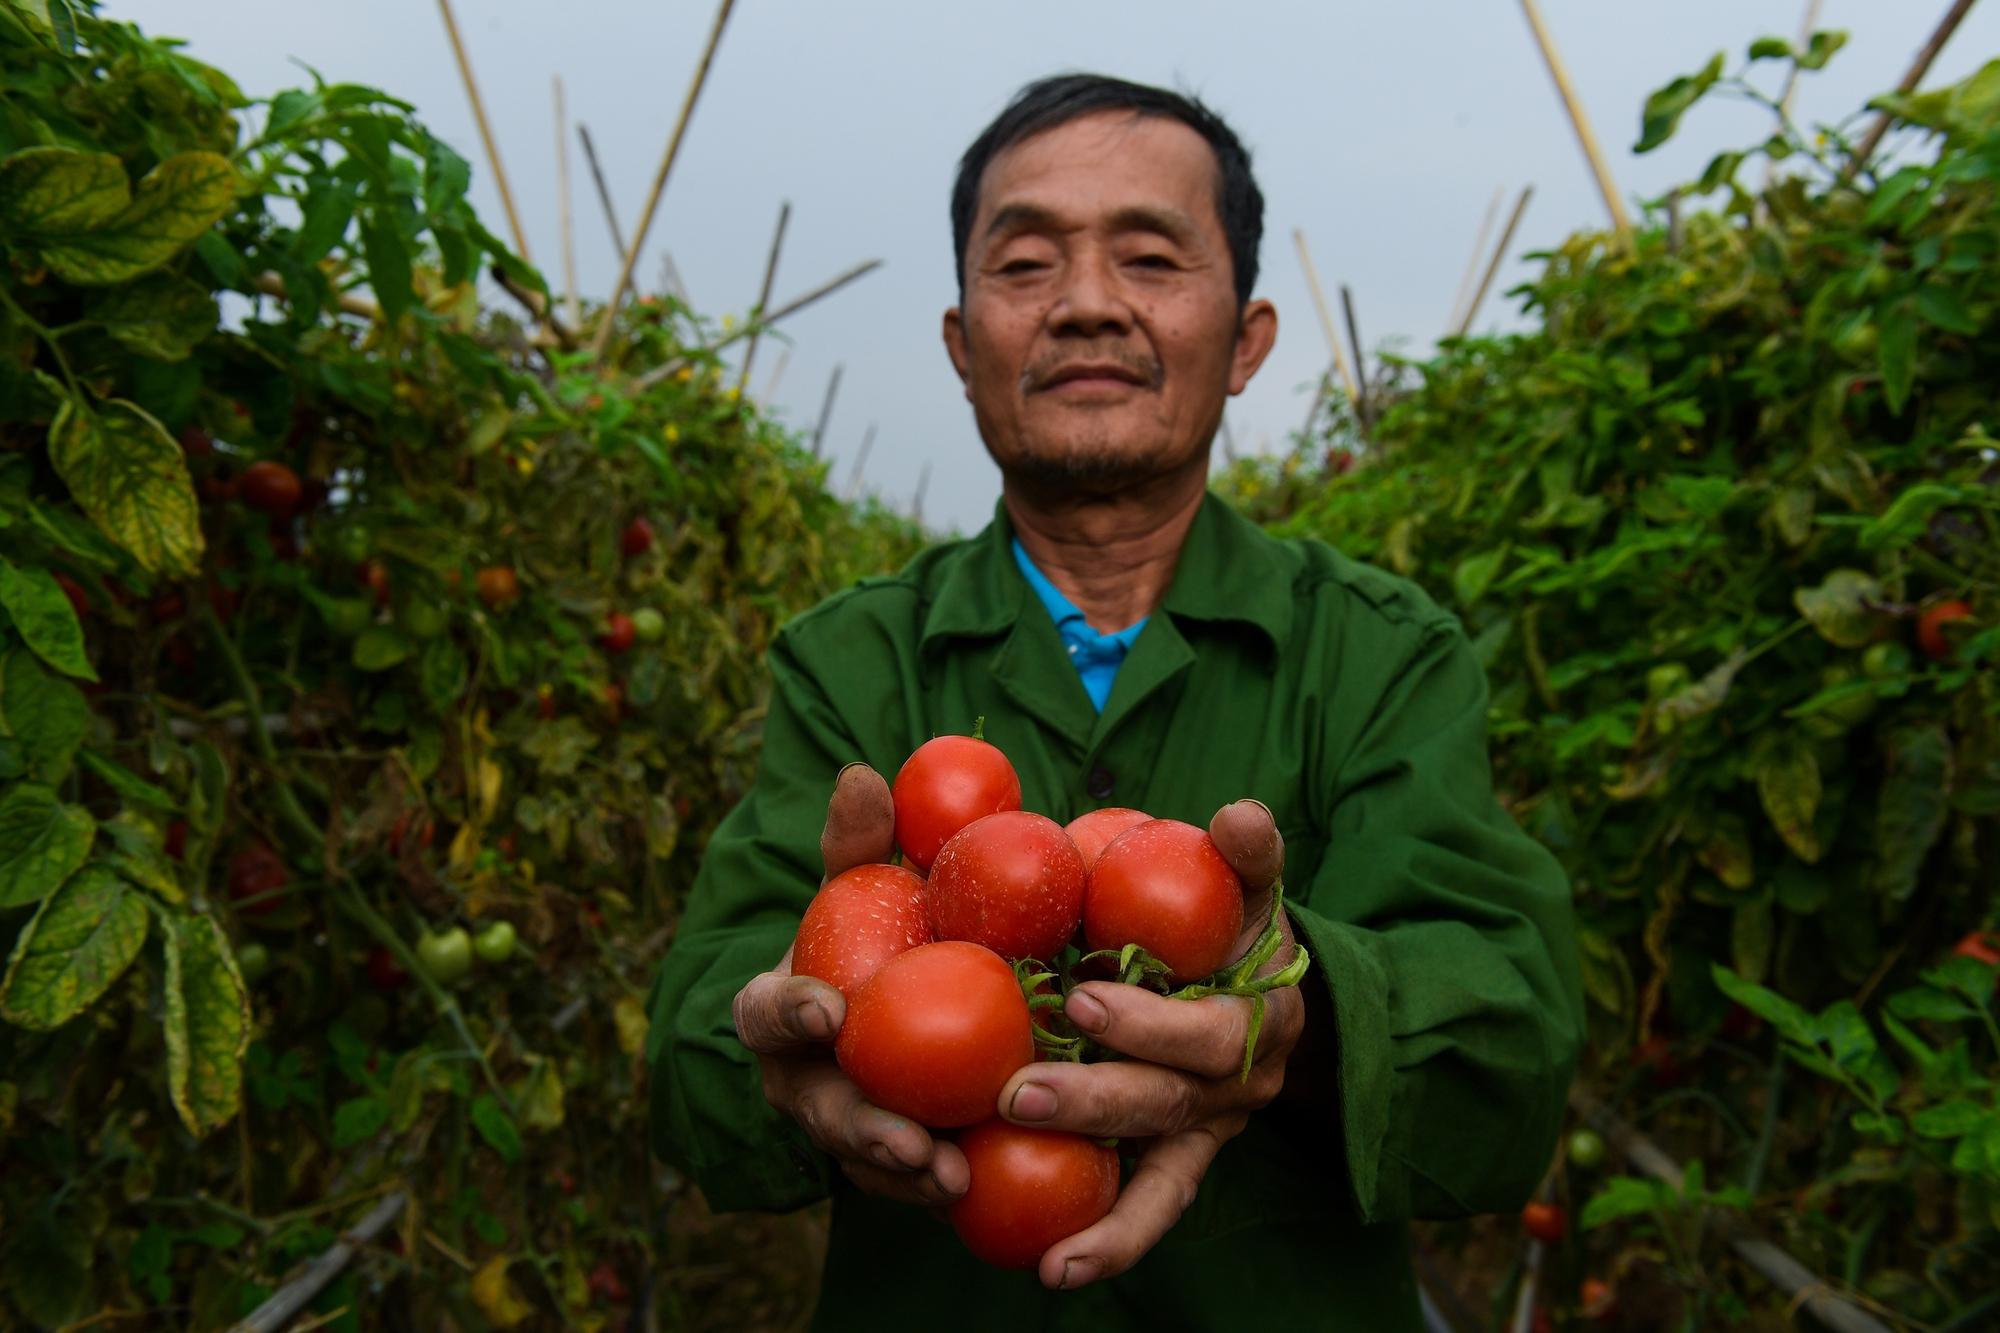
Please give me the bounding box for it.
[786,730,1261,1271]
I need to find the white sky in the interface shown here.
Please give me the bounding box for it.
[116,1,2000,534]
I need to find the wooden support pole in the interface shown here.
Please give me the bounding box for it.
[1846,0,1981,177]
[1291,228,1358,403]
[435,0,533,261]
[810,363,843,459]
[630,259,882,391]
[660,250,692,307]
[592,0,738,359]
[912,460,931,526]
[576,122,627,259]
[1517,0,1631,237]
[230,1192,407,1333]
[760,345,791,402]
[553,76,580,329]
[1763,0,1825,194]
[1456,186,1534,337]
[845,423,876,499]
[1446,186,1505,335]
[736,200,791,394]
[1340,283,1370,432]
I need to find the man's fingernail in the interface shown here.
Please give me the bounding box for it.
[835,761,870,783]
[1009,1082,1058,1121]
[924,1170,960,1200]
[1066,990,1109,1034]
[1060,1257,1102,1290]
[794,1000,831,1039]
[1239,797,1273,820]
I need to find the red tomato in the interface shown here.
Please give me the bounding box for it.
[1062,807,1151,872]
[793,864,932,999]
[53,573,90,618]
[891,734,1022,872]
[1521,1200,1567,1243]
[1917,599,1974,661]
[476,565,519,609]
[239,461,303,518]
[927,811,1085,962]
[178,424,215,461]
[1579,1276,1615,1321]
[621,517,655,557]
[948,1120,1119,1269]
[1951,931,2000,967]
[227,843,288,917]
[1083,820,1243,983]
[389,809,434,858]
[602,611,636,654]
[366,946,408,992]
[358,559,392,608]
[835,941,1032,1128]
[536,684,558,719]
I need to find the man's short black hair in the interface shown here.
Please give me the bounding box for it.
[950,73,1264,308]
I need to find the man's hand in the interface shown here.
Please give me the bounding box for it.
[996,799,1304,1290]
[730,764,971,1206]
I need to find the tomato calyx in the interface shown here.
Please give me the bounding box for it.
[1162,882,1314,1083]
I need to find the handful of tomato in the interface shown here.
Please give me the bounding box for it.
[782,728,1289,1271]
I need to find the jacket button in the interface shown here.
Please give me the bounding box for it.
[1086,766,1115,799]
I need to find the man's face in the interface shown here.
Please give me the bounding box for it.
[944,111,1276,491]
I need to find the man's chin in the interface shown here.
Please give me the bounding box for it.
[999,445,1174,492]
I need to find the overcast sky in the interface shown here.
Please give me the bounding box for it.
[117,1,2000,534]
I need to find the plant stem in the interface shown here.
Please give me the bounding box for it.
[199,600,324,853]
[0,281,82,398]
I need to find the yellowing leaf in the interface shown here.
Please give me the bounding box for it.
[162,913,249,1136]
[514,1056,565,1131]
[48,398,203,578]
[0,865,148,1029]
[470,1255,534,1329]
[0,784,95,908]
[1754,734,1822,863]
[1793,569,1883,648]
[0,147,126,234]
[613,994,650,1057]
[0,148,239,286]
[447,821,481,876]
[476,756,503,825]
[86,273,218,361]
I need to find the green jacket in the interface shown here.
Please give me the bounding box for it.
[648,495,1583,1331]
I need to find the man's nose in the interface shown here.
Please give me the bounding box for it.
[1048,250,1131,338]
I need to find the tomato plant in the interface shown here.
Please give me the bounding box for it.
[891,733,1022,871]
[1083,819,1244,983]
[472,920,517,964]
[926,810,1086,962]
[834,941,1033,1127]
[948,1119,1120,1269]
[1522,1201,1567,1244]
[791,863,931,999]
[416,926,473,985]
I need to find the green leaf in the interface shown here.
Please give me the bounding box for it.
[521,715,596,777]
[0,146,127,234]
[0,1204,89,1327]
[1878,302,1915,415]
[48,398,204,578]
[0,864,148,1029]
[352,626,411,671]
[1581,1176,1674,1229]
[421,134,471,219]
[1911,1100,1987,1138]
[332,1094,390,1148]
[470,1092,522,1163]
[419,637,467,711]
[77,748,177,812]
[1,149,239,286]
[1636,53,1726,153]
[1753,734,1821,862]
[1696,813,1754,890]
[0,782,94,908]
[1798,30,1848,71]
[1767,485,1814,548]
[1870,727,1951,901]
[161,912,248,1135]
[1914,284,1977,335]
[1818,1000,1878,1069]
[1747,36,1793,61]
[86,272,219,361]
[360,208,413,324]
[1793,568,1883,647]
[1451,545,1509,607]
[98,813,183,904]
[1861,483,1959,552]
[1711,964,1817,1049]
[0,555,95,680]
[1885,984,1975,1023]
[1731,899,1773,986]
[2,648,89,782]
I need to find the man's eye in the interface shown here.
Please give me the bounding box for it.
[1128,254,1177,270]
[999,259,1047,275]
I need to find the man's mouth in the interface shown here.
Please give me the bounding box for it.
[1032,360,1157,393]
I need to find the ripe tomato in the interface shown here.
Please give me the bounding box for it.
[476,565,519,609]
[621,517,655,557]
[227,843,288,917]
[1579,1276,1615,1321]
[891,734,1022,872]
[366,945,409,992]
[1917,598,1974,661]
[1084,820,1243,983]
[53,573,89,618]
[1062,807,1151,871]
[602,611,636,655]
[793,864,931,999]
[927,811,1085,962]
[835,940,1032,1128]
[1951,931,2000,967]
[239,460,303,518]
[1521,1200,1567,1243]
[948,1120,1119,1269]
[358,559,392,608]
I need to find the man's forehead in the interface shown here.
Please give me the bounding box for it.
[970,111,1223,233]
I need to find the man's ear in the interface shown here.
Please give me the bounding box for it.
[1228,298,1278,396]
[942,306,972,393]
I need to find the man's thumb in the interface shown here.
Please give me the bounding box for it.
[821,762,897,882]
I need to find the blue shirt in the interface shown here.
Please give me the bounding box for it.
[1011,537,1147,712]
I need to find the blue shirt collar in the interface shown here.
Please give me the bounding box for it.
[1011,537,1147,711]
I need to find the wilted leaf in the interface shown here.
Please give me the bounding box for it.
[48,398,203,578]
[0,555,95,680]
[0,146,126,234]
[97,813,182,904]
[1696,813,1754,889]
[470,1255,534,1329]
[1753,734,1821,862]
[514,1056,564,1131]
[1793,568,1883,647]
[162,913,249,1135]
[1658,651,1746,727]
[0,864,148,1029]
[522,716,596,776]
[1870,727,1950,901]
[1767,485,1814,548]
[0,783,94,908]
[614,993,651,1057]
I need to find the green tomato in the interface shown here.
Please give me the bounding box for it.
[1861,640,1911,679]
[630,607,666,643]
[399,597,450,641]
[321,596,373,637]
[1646,663,1690,699]
[473,920,518,964]
[1567,1128,1607,1170]
[416,926,473,985]
[329,523,373,566]
[235,941,271,983]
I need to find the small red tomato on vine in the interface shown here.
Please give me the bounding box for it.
[1521,1201,1567,1243]
[1951,931,2000,967]
[358,560,392,608]
[1579,1277,1615,1321]
[621,517,655,557]
[366,946,408,992]
[1917,598,1974,661]
[227,843,288,917]
[587,1263,628,1305]
[602,612,637,655]
[388,809,434,858]
[239,460,303,518]
[476,565,519,609]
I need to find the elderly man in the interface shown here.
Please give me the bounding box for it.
[649,74,1582,1330]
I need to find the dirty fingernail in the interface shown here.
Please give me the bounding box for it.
[1060,1257,1102,1290]
[1066,990,1109,1034]
[1009,1082,1058,1122]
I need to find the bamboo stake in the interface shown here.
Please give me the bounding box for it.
[630,259,882,390]
[845,423,876,499]
[760,346,792,403]
[912,460,931,526]
[1846,0,1981,178]
[1446,186,1505,335]
[230,1192,407,1333]
[435,0,532,262]
[735,200,791,394]
[577,122,627,258]
[1220,411,1238,464]
[810,364,843,459]
[1570,1089,1892,1333]
[1517,0,1631,236]
[661,250,692,307]
[1763,0,1824,196]
[1291,229,1357,402]
[591,0,738,359]
[553,76,580,329]
[1340,283,1370,433]
[1456,185,1534,337]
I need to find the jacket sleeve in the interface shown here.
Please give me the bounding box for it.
[1286,616,1583,1224]
[645,629,855,1213]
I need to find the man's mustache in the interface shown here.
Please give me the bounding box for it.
[1020,349,1164,392]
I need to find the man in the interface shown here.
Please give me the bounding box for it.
[649,74,1582,1330]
